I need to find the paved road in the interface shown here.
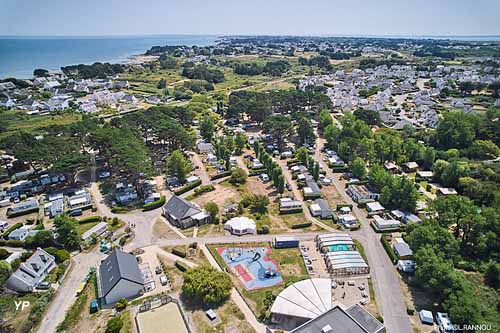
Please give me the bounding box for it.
[315,135,413,333]
[37,250,106,333]
[190,152,211,185]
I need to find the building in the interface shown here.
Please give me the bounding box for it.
[419,310,434,325]
[291,304,385,333]
[383,162,400,174]
[68,191,92,208]
[279,198,303,214]
[82,221,108,241]
[270,278,333,329]
[197,141,214,154]
[346,185,379,203]
[437,187,458,196]
[97,250,144,306]
[271,278,384,332]
[224,216,256,235]
[372,215,400,232]
[309,199,333,219]
[402,162,419,172]
[162,195,209,229]
[48,198,64,218]
[8,225,32,241]
[303,180,322,199]
[338,213,357,229]
[393,241,413,260]
[366,202,385,216]
[415,171,433,181]
[274,236,299,249]
[6,199,39,217]
[6,248,56,292]
[324,251,370,276]
[315,233,355,253]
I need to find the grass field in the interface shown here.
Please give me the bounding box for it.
[0,109,81,140]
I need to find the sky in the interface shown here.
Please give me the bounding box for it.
[1,0,500,37]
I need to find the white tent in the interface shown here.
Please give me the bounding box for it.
[224,216,256,235]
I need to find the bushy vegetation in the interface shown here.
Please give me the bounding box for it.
[182,265,232,304]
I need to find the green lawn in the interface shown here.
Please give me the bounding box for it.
[77,221,99,235]
[0,109,81,140]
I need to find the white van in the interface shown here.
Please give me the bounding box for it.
[436,312,454,333]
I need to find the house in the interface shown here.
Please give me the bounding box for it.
[366,201,385,216]
[97,250,144,306]
[6,199,39,218]
[79,101,98,113]
[437,187,457,196]
[393,240,413,259]
[6,248,56,292]
[415,170,433,181]
[82,221,108,241]
[197,142,214,154]
[383,161,400,174]
[224,216,256,235]
[397,259,415,273]
[0,95,15,108]
[68,191,92,208]
[303,180,321,199]
[8,225,32,241]
[372,215,400,231]
[279,198,303,214]
[115,184,138,205]
[402,162,419,172]
[162,195,209,229]
[309,199,332,219]
[186,175,200,184]
[338,214,357,228]
[346,185,379,203]
[48,198,64,218]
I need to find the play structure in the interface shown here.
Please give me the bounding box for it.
[216,247,283,290]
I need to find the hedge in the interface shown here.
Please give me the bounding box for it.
[286,159,299,166]
[194,185,215,196]
[172,247,187,258]
[78,215,102,224]
[6,206,39,218]
[330,165,349,173]
[380,236,398,264]
[210,171,231,181]
[111,206,128,214]
[0,239,25,247]
[248,169,267,177]
[2,222,23,238]
[174,180,202,195]
[291,222,312,229]
[175,260,189,272]
[142,196,166,211]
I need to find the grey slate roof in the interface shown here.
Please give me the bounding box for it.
[315,198,333,219]
[292,304,384,333]
[99,250,143,298]
[393,242,413,258]
[163,195,201,221]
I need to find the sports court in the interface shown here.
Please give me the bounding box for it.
[216,247,284,290]
[136,302,188,333]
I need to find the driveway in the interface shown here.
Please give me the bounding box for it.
[315,135,413,333]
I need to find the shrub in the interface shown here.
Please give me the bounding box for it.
[174,180,202,195]
[291,222,312,229]
[175,260,189,272]
[257,225,270,234]
[230,168,247,185]
[105,316,123,333]
[210,171,232,180]
[142,196,166,211]
[0,248,11,260]
[172,247,187,258]
[111,206,128,214]
[78,215,102,224]
[115,298,128,311]
[194,185,215,196]
[380,236,398,264]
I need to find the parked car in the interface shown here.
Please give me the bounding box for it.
[37,281,51,290]
[68,209,83,217]
[155,266,162,275]
[160,275,169,286]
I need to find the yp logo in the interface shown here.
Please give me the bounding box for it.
[14,300,30,311]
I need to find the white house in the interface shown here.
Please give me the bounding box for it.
[6,248,56,292]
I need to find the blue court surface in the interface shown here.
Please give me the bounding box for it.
[216,247,284,290]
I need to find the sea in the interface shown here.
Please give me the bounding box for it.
[0,35,219,79]
[1,34,499,79]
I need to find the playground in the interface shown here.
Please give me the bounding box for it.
[216,247,284,290]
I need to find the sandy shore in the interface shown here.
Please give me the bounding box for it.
[124,54,159,64]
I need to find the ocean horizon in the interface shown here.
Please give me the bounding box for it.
[1,34,499,79]
[0,35,219,79]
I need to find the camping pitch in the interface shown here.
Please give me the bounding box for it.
[216,247,283,290]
